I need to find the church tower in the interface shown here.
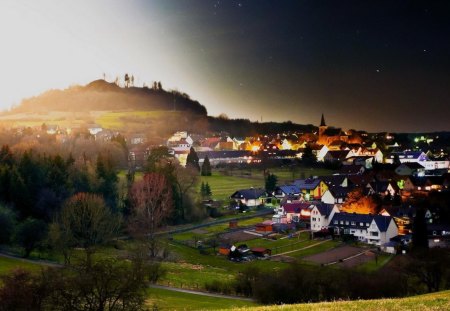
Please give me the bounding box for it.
[319,113,327,138]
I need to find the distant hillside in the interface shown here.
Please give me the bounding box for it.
[208,117,316,137]
[9,80,208,116]
[228,290,450,311]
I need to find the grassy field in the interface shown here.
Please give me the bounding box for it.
[0,256,42,275]
[96,110,183,130]
[199,172,264,200]
[225,290,450,311]
[147,287,258,310]
[200,167,336,201]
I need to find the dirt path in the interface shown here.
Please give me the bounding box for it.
[150,284,254,301]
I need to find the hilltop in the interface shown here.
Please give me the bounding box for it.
[8,79,208,116]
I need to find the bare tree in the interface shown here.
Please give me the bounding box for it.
[54,193,121,267]
[128,173,173,258]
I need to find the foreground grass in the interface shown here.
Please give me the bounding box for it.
[226,290,450,311]
[147,287,258,310]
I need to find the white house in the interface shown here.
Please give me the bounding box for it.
[385,151,428,164]
[330,213,398,246]
[310,204,340,232]
[321,187,349,205]
[230,188,267,207]
[395,163,426,176]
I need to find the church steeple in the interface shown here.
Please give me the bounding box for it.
[320,113,326,127]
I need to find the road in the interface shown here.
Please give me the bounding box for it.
[149,284,254,301]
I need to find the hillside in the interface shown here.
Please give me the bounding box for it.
[227,290,450,311]
[1,79,318,137]
[9,80,208,116]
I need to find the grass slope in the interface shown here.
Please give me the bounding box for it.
[226,290,450,311]
[147,287,258,310]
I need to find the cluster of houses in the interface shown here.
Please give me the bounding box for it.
[229,162,450,252]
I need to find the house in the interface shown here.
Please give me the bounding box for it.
[320,175,348,188]
[310,203,340,232]
[343,156,375,169]
[366,181,397,197]
[281,202,313,223]
[385,151,428,164]
[338,165,365,175]
[360,148,384,163]
[321,186,349,204]
[380,206,414,235]
[323,150,355,162]
[427,224,450,248]
[129,133,147,145]
[403,176,448,193]
[197,150,255,166]
[230,188,267,207]
[87,124,103,135]
[273,185,301,198]
[330,213,398,246]
[395,162,426,176]
[347,173,375,188]
[293,178,328,200]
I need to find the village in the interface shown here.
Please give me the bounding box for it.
[152,114,450,267]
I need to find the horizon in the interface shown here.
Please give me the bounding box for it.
[1,0,450,133]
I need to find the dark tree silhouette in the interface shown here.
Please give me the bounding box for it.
[201,155,212,176]
[186,147,200,172]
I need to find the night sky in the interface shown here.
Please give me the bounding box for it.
[2,0,450,132]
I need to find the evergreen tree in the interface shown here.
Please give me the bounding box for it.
[201,155,212,176]
[205,182,212,197]
[412,206,429,250]
[301,145,317,166]
[265,173,278,194]
[186,147,200,172]
[200,182,206,198]
[96,153,119,210]
[393,154,401,166]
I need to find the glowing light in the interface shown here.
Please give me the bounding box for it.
[251,145,260,152]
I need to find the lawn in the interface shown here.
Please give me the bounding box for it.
[199,172,264,201]
[200,167,336,201]
[289,240,342,259]
[147,287,258,310]
[160,262,235,289]
[0,256,42,275]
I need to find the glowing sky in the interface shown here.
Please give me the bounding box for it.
[1,0,450,132]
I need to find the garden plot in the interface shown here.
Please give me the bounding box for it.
[303,245,366,266]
